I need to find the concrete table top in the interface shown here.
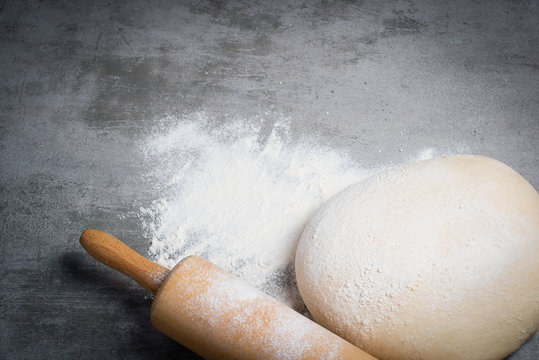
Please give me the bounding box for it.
[1,1,537,359]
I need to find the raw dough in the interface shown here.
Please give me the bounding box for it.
[295,155,539,360]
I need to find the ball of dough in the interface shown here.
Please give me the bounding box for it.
[295,155,539,360]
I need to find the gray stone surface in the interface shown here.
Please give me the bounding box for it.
[1,0,537,359]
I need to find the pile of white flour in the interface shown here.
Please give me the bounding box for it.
[138,112,435,310]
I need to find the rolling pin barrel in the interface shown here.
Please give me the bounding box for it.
[80,229,376,360]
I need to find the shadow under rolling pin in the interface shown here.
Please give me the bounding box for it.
[79,229,377,360]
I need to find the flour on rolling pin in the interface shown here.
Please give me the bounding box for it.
[151,255,370,359]
[139,112,439,309]
[80,230,375,359]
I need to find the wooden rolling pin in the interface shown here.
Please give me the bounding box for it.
[80,229,376,360]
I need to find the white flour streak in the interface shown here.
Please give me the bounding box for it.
[139,112,436,308]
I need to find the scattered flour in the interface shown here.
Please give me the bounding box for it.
[138,112,437,309]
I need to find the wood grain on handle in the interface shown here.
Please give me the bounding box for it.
[80,229,170,295]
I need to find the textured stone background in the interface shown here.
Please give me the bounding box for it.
[1,0,537,359]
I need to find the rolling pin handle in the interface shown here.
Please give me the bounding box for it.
[79,229,170,295]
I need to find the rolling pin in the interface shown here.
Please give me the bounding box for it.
[80,229,376,360]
